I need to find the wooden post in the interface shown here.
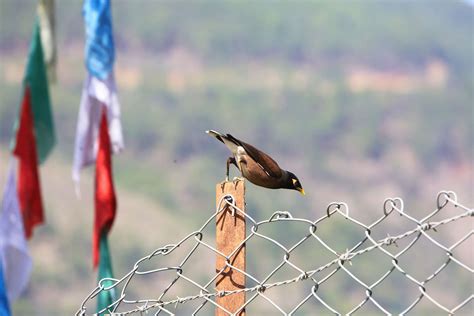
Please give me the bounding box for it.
[216,180,246,316]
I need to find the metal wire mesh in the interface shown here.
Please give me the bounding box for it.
[76,191,473,315]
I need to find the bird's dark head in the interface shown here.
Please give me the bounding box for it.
[287,172,305,195]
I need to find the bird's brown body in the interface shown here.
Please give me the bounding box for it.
[206,130,305,194]
[240,157,285,188]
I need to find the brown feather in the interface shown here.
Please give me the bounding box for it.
[226,134,282,178]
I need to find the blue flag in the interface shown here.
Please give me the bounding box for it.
[83,0,115,79]
[0,262,11,316]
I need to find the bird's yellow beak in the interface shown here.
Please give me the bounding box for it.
[298,188,306,196]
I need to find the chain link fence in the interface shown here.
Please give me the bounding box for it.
[76,191,473,315]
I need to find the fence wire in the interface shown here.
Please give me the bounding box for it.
[76,191,473,315]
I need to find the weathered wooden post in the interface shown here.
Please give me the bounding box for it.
[215,179,246,316]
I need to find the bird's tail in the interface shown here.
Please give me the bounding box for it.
[206,130,242,154]
[206,130,226,144]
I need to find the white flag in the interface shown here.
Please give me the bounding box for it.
[72,73,124,184]
[0,163,32,303]
[37,0,57,83]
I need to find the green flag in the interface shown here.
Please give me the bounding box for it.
[97,233,116,315]
[10,19,55,239]
[13,20,56,164]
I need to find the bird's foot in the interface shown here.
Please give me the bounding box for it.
[219,177,243,191]
[232,177,244,189]
[220,175,231,191]
[220,179,227,191]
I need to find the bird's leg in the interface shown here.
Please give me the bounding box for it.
[231,159,245,189]
[221,157,236,191]
[226,157,236,182]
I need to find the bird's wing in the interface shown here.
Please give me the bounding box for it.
[226,134,283,178]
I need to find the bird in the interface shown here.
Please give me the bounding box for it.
[206,130,305,195]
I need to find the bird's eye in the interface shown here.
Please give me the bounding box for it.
[292,179,297,185]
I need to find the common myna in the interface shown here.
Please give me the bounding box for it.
[206,130,305,195]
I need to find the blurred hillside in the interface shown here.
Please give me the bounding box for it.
[0,1,473,315]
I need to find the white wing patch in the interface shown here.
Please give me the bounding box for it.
[236,146,245,156]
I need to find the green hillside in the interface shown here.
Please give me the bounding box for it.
[0,1,472,315]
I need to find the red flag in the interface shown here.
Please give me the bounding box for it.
[13,87,44,239]
[93,107,117,268]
